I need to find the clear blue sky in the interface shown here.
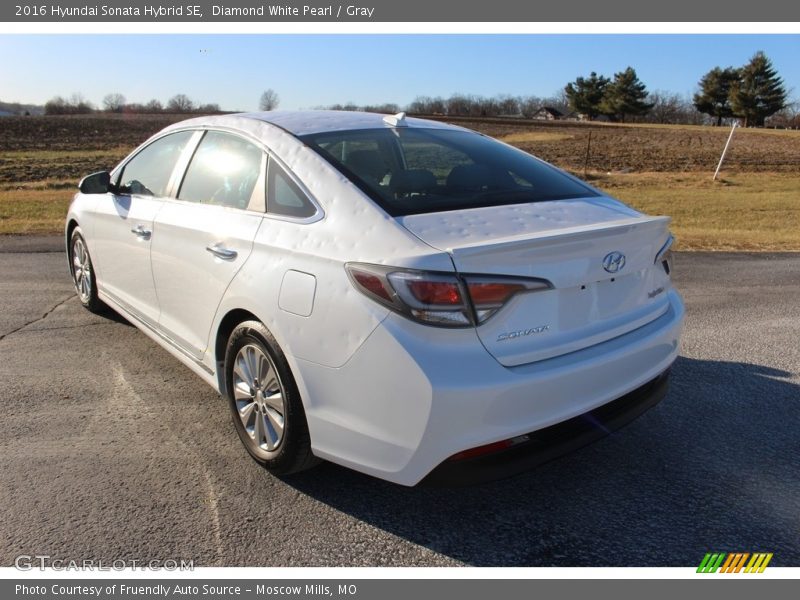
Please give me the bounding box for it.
[1,34,798,109]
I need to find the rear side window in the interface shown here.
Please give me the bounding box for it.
[301,128,597,217]
[118,130,194,197]
[267,159,317,218]
[178,131,264,210]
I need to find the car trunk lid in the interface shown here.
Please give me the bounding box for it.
[398,198,672,366]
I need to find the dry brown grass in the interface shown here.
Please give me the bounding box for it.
[0,181,73,234]
[499,132,574,144]
[590,171,800,251]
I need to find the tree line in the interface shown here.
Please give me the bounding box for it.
[559,52,788,126]
[383,52,794,128]
[44,93,222,115]
[36,52,795,128]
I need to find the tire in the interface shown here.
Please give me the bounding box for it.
[68,227,104,313]
[224,320,318,475]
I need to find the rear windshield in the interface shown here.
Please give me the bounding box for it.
[300,128,597,216]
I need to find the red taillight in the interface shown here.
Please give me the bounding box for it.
[467,281,526,306]
[406,280,463,305]
[352,270,393,303]
[346,263,551,328]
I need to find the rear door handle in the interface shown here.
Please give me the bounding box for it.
[130,224,151,240]
[206,243,238,261]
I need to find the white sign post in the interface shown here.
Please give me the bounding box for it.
[713,121,739,181]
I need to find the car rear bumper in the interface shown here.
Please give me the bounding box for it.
[420,367,671,486]
[296,289,684,486]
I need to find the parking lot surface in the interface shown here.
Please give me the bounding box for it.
[1,236,798,566]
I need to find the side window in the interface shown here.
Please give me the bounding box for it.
[267,159,317,219]
[178,131,264,210]
[118,130,194,197]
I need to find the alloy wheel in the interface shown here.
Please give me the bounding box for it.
[232,344,286,451]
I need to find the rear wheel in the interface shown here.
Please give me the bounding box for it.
[224,320,317,474]
[69,227,103,313]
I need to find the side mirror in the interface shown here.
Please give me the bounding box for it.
[78,171,111,194]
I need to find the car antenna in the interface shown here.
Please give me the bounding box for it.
[383,112,408,127]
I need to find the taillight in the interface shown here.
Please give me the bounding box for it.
[387,270,472,326]
[464,277,548,322]
[655,235,674,276]
[346,263,551,328]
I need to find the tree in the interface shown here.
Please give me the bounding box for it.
[646,91,683,124]
[102,93,126,113]
[729,51,787,127]
[564,72,610,121]
[599,67,653,122]
[259,89,279,111]
[167,94,194,113]
[144,99,163,113]
[197,103,221,113]
[44,96,68,115]
[693,66,739,126]
[408,96,446,115]
[44,94,93,115]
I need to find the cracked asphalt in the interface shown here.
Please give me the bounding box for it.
[1,235,798,567]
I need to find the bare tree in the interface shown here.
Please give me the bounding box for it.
[144,99,163,113]
[167,94,195,113]
[259,89,280,111]
[102,93,126,113]
[647,90,684,124]
[197,103,221,113]
[44,94,93,114]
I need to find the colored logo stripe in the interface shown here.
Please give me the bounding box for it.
[745,553,773,573]
[698,552,773,573]
[697,553,725,573]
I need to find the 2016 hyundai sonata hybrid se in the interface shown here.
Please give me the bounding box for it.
[66,110,683,486]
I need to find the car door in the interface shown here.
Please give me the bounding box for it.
[90,130,198,325]
[150,130,266,360]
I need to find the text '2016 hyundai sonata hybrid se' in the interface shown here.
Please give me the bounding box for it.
[67,111,683,486]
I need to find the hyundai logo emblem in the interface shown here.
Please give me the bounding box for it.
[603,251,626,273]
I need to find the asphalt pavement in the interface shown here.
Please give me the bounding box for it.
[1,235,798,567]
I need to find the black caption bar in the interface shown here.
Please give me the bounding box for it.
[4,579,791,600]
[3,0,800,21]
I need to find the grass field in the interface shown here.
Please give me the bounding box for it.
[1,114,799,249]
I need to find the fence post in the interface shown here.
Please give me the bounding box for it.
[583,130,592,178]
[713,122,738,181]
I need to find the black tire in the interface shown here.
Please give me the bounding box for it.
[224,320,318,475]
[68,227,104,313]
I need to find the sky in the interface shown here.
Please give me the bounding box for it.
[1,34,798,110]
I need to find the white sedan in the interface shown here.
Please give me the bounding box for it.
[66,111,683,486]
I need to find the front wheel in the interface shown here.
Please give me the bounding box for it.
[69,227,103,313]
[224,320,318,475]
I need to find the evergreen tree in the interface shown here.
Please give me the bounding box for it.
[600,67,653,122]
[564,72,610,121]
[693,67,740,126]
[729,51,787,127]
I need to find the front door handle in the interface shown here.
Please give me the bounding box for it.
[206,243,238,261]
[130,224,151,240]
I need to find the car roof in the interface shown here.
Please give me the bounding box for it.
[237,110,468,136]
